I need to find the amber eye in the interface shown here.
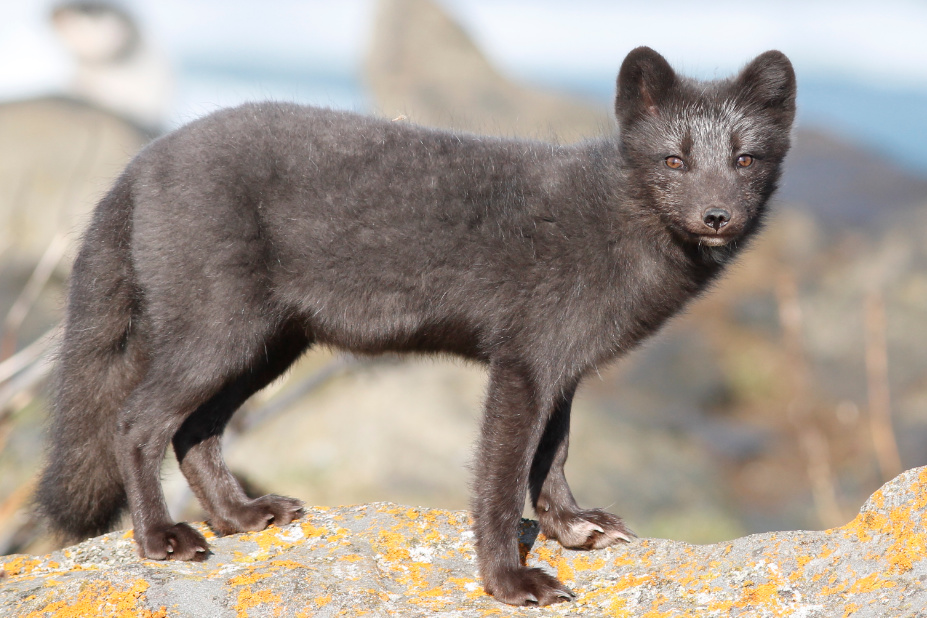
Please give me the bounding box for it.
[736,154,754,168]
[664,156,685,170]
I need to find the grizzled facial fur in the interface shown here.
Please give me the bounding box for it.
[616,47,796,252]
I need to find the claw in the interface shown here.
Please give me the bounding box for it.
[525,593,539,604]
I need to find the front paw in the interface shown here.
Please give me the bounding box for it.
[210,494,304,535]
[482,566,574,606]
[539,507,635,550]
[137,522,209,561]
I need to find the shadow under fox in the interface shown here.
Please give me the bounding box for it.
[38,47,795,606]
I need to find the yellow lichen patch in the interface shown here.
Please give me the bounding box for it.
[573,554,606,572]
[841,512,882,542]
[228,571,273,587]
[788,554,811,583]
[374,528,412,563]
[533,545,573,584]
[231,550,256,564]
[843,602,861,616]
[837,475,927,575]
[314,594,332,607]
[605,594,631,617]
[227,564,286,618]
[300,522,329,539]
[418,510,447,545]
[3,555,42,577]
[733,581,781,610]
[610,549,638,569]
[268,559,305,570]
[23,579,166,618]
[847,573,895,594]
[234,586,282,618]
[913,468,927,509]
[884,504,927,573]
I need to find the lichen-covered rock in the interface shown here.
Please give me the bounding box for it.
[4,468,927,617]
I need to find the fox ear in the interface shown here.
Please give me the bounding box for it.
[734,50,796,123]
[615,46,677,124]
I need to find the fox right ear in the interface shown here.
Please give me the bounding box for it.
[615,46,677,125]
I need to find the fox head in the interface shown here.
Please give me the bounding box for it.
[615,46,796,252]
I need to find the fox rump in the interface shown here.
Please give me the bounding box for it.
[38,47,795,606]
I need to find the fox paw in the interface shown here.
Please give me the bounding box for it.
[539,507,635,550]
[210,494,304,535]
[483,566,574,606]
[137,522,209,561]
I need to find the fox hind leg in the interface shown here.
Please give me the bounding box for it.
[172,324,310,536]
[528,388,635,550]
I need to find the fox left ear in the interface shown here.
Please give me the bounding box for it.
[734,50,797,125]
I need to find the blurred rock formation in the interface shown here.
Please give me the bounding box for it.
[364,0,609,141]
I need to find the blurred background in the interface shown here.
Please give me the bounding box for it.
[2,0,927,556]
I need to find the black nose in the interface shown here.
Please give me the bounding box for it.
[702,208,731,231]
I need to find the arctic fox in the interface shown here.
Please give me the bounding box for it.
[38,46,795,606]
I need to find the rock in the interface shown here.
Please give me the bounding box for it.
[3,467,927,616]
[364,0,609,141]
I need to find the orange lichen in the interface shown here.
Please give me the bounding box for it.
[847,573,896,594]
[3,555,42,577]
[533,545,573,583]
[374,528,412,563]
[314,595,332,607]
[734,581,781,609]
[837,473,927,575]
[228,571,272,586]
[23,579,166,618]
[573,554,606,572]
[234,586,281,618]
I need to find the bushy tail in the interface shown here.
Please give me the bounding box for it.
[36,173,145,540]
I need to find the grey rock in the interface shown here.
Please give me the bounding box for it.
[3,467,927,616]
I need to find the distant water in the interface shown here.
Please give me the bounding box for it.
[169,61,927,178]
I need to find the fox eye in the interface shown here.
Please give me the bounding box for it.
[664,156,685,170]
[736,154,754,168]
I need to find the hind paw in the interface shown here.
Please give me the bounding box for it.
[483,566,574,606]
[539,507,635,550]
[210,494,304,535]
[137,522,209,561]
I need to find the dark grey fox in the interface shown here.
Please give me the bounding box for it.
[37,46,795,605]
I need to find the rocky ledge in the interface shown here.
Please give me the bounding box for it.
[2,467,927,617]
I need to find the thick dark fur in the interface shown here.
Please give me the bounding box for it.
[37,47,795,605]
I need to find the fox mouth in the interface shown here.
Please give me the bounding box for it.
[697,234,732,247]
[674,228,736,247]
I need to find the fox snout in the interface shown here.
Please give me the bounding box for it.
[702,207,731,232]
